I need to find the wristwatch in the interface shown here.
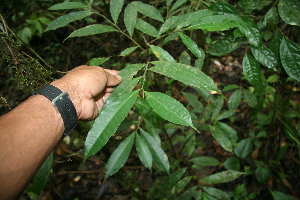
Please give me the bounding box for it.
[33,84,77,136]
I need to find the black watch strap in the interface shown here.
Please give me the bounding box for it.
[33,84,77,136]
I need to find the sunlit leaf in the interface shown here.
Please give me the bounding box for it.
[136,133,152,169]
[66,24,117,39]
[45,11,94,31]
[124,3,137,36]
[145,92,196,129]
[105,133,135,178]
[84,90,139,159]
[178,32,205,60]
[141,129,170,173]
[151,61,219,92]
[278,0,300,26]
[280,38,300,82]
[110,0,124,23]
[150,45,175,62]
[119,46,138,56]
[48,2,89,10]
[199,170,244,184]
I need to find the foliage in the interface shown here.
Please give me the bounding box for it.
[1,0,300,199]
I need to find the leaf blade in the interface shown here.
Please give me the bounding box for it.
[135,18,158,37]
[124,3,137,36]
[149,45,176,62]
[48,2,89,10]
[132,1,164,22]
[178,32,205,60]
[199,170,244,184]
[110,0,125,23]
[136,133,153,169]
[66,24,117,39]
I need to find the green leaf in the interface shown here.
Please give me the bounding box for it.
[48,2,89,10]
[135,18,158,37]
[132,1,164,22]
[189,156,220,166]
[124,3,137,36]
[242,53,264,93]
[210,125,233,152]
[170,0,187,13]
[158,16,179,36]
[66,24,117,40]
[203,187,231,200]
[26,152,53,194]
[217,110,235,121]
[263,7,279,29]
[216,122,238,143]
[209,2,238,14]
[199,170,244,184]
[182,92,203,113]
[255,163,270,184]
[211,96,224,121]
[243,89,257,107]
[182,133,196,156]
[188,14,240,31]
[84,90,139,159]
[223,157,241,171]
[171,176,192,195]
[145,92,196,129]
[178,32,205,60]
[89,57,111,66]
[110,0,124,23]
[234,138,253,159]
[149,45,175,62]
[118,63,145,81]
[271,190,294,200]
[278,0,300,26]
[179,51,191,65]
[150,61,219,92]
[238,22,262,47]
[141,129,170,173]
[207,36,243,56]
[45,11,94,31]
[239,0,272,11]
[251,45,279,69]
[136,133,153,169]
[119,46,138,56]
[105,133,135,178]
[228,89,242,110]
[280,38,300,82]
[176,9,213,29]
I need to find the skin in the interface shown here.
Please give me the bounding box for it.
[0,65,121,200]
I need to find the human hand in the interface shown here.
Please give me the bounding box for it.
[51,65,121,120]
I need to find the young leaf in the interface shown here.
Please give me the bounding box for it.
[234,138,253,159]
[280,38,300,82]
[170,0,187,13]
[145,92,196,129]
[124,3,137,36]
[210,125,233,152]
[118,63,145,81]
[251,45,279,69]
[242,53,264,92]
[84,90,139,159]
[199,170,244,184]
[178,32,205,60]
[119,46,138,56]
[150,61,219,92]
[141,129,170,173]
[48,2,89,10]
[135,18,158,37]
[209,2,238,14]
[149,45,176,62]
[136,133,152,169]
[110,0,124,23]
[132,1,164,22]
[228,89,242,110]
[207,36,243,56]
[66,24,117,39]
[45,11,94,31]
[105,133,135,178]
[278,0,300,26]
[89,57,111,66]
[189,156,220,166]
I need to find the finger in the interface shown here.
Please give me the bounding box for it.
[104,87,114,93]
[104,69,120,76]
[105,70,122,87]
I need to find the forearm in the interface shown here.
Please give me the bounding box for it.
[0,94,65,199]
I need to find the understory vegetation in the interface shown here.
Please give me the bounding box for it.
[0,0,299,199]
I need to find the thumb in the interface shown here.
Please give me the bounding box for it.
[105,70,122,87]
